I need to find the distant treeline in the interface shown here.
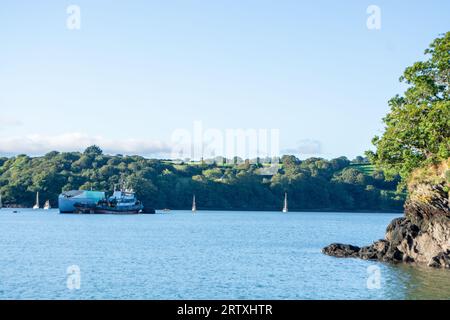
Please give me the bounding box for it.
[0,146,405,211]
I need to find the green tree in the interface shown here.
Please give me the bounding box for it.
[367,32,450,182]
[84,145,103,155]
[333,168,366,185]
[0,149,404,211]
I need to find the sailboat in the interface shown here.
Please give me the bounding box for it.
[33,192,40,210]
[192,195,197,213]
[282,192,288,213]
[44,200,51,210]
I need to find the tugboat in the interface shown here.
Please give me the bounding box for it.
[94,189,143,214]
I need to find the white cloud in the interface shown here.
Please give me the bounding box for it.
[282,139,322,155]
[0,132,172,157]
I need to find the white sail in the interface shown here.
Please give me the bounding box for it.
[33,192,40,210]
[44,200,51,210]
[282,192,288,213]
[192,195,196,212]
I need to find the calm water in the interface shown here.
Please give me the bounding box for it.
[0,209,449,300]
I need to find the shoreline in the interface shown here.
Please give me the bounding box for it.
[1,207,403,214]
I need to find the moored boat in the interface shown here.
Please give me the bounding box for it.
[282,192,288,213]
[192,194,196,213]
[44,200,51,210]
[59,190,106,213]
[91,190,143,214]
[33,192,40,210]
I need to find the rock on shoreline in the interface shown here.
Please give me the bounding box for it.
[323,161,450,268]
[323,216,450,268]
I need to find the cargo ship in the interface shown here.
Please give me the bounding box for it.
[59,190,106,213]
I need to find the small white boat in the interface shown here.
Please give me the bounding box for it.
[282,192,288,213]
[44,200,51,210]
[192,194,197,213]
[33,192,40,210]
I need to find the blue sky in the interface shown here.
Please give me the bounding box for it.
[0,0,449,159]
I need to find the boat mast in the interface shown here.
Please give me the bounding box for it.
[192,195,196,212]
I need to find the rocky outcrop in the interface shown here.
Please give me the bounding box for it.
[322,243,360,257]
[323,216,450,267]
[323,160,450,268]
[405,181,449,223]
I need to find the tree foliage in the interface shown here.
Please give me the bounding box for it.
[0,149,403,211]
[367,32,450,183]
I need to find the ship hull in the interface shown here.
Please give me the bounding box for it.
[93,203,143,214]
[94,209,141,214]
[58,191,106,213]
[73,202,143,214]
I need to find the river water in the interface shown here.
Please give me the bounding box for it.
[0,209,448,299]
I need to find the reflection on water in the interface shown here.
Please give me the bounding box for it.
[393,264,450,300]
